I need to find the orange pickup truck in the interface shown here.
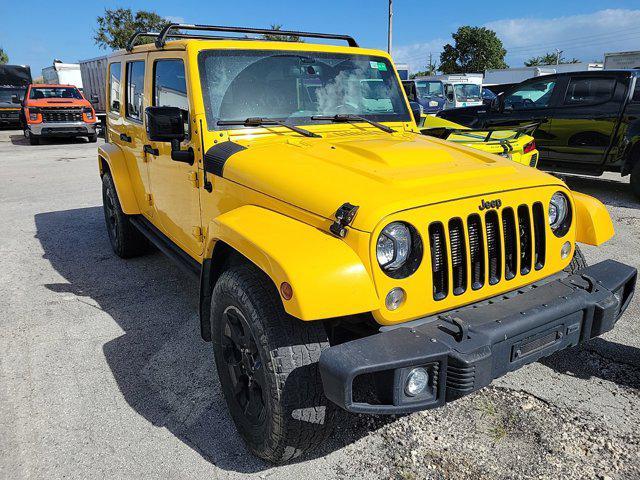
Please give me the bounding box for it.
[23,84,97,145]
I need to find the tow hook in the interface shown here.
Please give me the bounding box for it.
[438,314,469,342]
[330,203,359,238]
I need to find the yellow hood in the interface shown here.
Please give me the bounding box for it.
[223,130,562,232]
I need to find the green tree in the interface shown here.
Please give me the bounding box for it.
[411,56,438,78]
[94,8,169,50]
[525,52,580,67]
[0,47,8,65]
[261,24,303,42]
[439,26,508,74]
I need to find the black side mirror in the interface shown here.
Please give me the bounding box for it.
[11,95,21,104]
[146,106,186,142]
[490,97,501,111]
[145,106,193,165]
[409,101,424,126]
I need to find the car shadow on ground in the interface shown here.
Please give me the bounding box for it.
[34,206,392,473]
[10,134,91,146]
[541,337,640,391]
[560,174,639,209]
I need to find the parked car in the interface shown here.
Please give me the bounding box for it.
[481,86,497,105]
[22,84,98,145]
[0,64,32,128]
[99,24,636,463]
[403,79,446,114]
[420,115,539,167]
[415,74,484,109]
[437,70,640,198]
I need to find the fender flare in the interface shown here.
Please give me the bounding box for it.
[98,143,140,215]
[199,205,379,340]
[572,191,614,246]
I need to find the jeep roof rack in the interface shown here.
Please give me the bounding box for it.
[134,23,359,50]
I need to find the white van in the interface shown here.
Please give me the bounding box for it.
[416,74,484,109]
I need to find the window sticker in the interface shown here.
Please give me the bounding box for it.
[377,62,387,71]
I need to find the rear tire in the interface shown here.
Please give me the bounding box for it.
[564,245,588,274]
[210,264,335,464]
[101,172,147,258]
[27,131,40,145]
[631,160,640,200]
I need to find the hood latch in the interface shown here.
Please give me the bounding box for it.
[330,203,359,238]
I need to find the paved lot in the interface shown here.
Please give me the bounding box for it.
[1,129,638,479]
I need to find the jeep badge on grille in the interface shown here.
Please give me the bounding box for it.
[479,199,502,210]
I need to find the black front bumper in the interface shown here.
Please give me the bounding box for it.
[319,260,636,414]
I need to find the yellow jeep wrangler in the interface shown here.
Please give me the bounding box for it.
[98,24,637,463]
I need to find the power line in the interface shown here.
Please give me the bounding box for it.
[506,27,640,53]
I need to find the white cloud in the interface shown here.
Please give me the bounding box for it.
[394,9,640,72]
[164,16,186,24]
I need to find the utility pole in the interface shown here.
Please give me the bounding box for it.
[429,52,433,74]
[555,48,563,65]
[388,0,393,54]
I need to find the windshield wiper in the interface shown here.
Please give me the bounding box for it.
[310,114,396,134]
[217,117,321,138]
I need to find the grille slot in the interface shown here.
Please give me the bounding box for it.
[429,223,448,300]
[449,218,467,296]
[485,210,502,285]
[518,205,532,275]
[467,214,484,290]
[502,208,517,280]
[41,107,83,123]
[532,202,546,270]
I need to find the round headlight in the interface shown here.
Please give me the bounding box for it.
[376,222,423,279]
[548,192,571,237]
[376,222,411,271]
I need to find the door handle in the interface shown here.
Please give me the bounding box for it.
[143,144,159,156]
[120,133,132,143]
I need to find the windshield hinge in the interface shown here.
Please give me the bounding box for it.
[188,171,199,188]
[192,226,204,243]
[330,203,359,238]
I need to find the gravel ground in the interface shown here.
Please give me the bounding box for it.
[1,129,638,479]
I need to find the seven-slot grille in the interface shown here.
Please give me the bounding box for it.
[429,203,546,300]
[41,107,83,123]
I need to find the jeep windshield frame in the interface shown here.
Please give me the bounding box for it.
[198,49,411,131]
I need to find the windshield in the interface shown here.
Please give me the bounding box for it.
[453,83,481,102]
[29,87,83,100]
[198,50,411,129]
[415,80,444,98]
[0,88,25,104]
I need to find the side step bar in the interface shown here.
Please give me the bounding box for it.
[129,215,201,278]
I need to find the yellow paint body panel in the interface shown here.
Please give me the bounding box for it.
[420,115,539,167]
[572,191,615,246]
[205,205,379,319]
[98,143,141,214]
[99,37,617,325]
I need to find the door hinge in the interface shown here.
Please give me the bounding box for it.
[192,226,204,243]
[145,193,153,206]
[188,171,199,188]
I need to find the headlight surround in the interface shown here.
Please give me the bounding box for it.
[548,191,572,237]
[376,222,423,279]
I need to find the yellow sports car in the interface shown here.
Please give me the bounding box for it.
[419,115,539,168]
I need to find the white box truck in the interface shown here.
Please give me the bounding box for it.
[41,61,83,89]
[604,51,640,70]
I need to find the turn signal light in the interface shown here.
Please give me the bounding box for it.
[523,140,536,154]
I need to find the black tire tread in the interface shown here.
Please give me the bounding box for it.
[101,172,147,258]
[211,264,335,464]
[631,160,640,200]
[564,244,588,273]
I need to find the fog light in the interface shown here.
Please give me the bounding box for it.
[385,287,405,310]
[561,241,571,259]
[405,367,429,397]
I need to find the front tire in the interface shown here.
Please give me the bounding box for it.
[101,172,147,258]
[564,245,588,273]
[210,264,335,464]
[88,133,98,143]
[27,130,40,145]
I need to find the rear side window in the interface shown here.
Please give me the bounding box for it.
[126,61,145,121]
[154,59,188,110]
[563,77,615,106]
[109,62,121,113]
[503,79,556,110]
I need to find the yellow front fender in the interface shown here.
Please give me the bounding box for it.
[98,143,140,215]
[572,191,614,246]
[205,206,379,320]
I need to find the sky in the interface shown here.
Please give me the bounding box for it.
[1,0,639,77]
